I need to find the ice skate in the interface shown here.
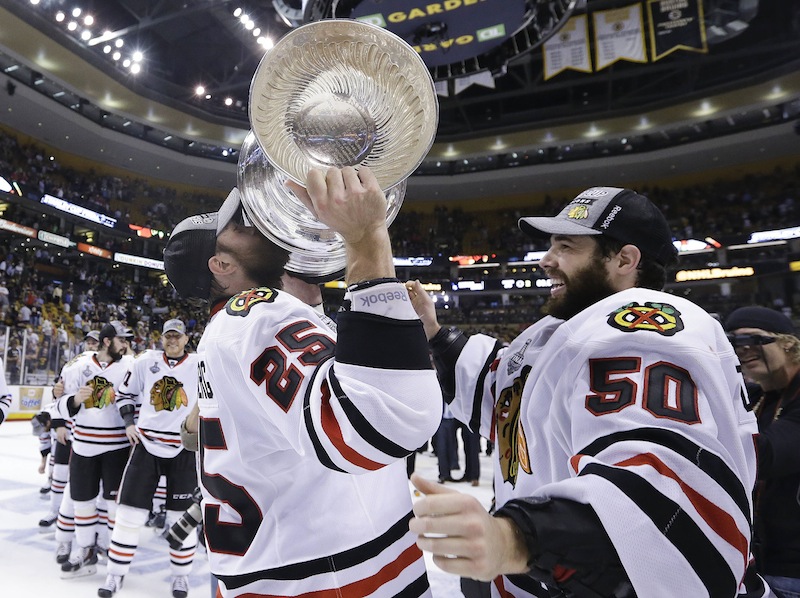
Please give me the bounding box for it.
[60,545,98,578]
[97,573,124,597]
[171,575,189,598]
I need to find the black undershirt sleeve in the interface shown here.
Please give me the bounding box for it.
[496,496,635,598]
[428,326,468,403]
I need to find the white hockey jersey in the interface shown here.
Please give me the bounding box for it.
[117,350,199,458]
[56,352,135,457]
[450,287,758,598]
[197,283,442,597]
[49,351,96,440]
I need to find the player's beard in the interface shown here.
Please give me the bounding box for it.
[542,255,617,320]
[107,343,124,362]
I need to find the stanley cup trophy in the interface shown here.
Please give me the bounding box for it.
[238,19,440,280]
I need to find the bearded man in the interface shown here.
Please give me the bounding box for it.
[407,187,766,598]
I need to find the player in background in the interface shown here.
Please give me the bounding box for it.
[79,329,101,354]
[49,329,108,563]
[0,356,11,424]
[407,187,765,597]
[32,409,56,525]
[98,319,199,598]
[33,411,53,492]
[56,321,135,578]
[39,335,97,530]
[162,173,442,597]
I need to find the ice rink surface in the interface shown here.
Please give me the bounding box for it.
[0,421,495,597]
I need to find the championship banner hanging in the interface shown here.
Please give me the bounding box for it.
[593,4,646,71]
[647,0,707,61]
[543,14,591,81]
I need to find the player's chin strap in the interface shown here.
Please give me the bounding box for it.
[496,496,636,598]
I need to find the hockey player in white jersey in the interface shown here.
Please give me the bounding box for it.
[162,167,442,597]
[56,321,135,578]
[98,318,199,598]
[48,333,100,563]
[407,187,767,598]
[32,408,56,527]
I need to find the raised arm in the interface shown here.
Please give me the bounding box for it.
[287,166,394,285]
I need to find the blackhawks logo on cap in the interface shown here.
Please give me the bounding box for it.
[608,302,684,336]
[226,287,277,317]
[151,376,188,412]
[567,205,590,220]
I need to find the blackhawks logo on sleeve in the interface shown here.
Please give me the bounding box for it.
[86,376,116,409]
[607,301,684,336]
[151,376,189,412]
[226,287,277,317]
[494,365,532,487]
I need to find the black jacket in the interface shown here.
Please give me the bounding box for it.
[753,372,800,577]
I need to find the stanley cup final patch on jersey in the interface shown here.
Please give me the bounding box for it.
[607,301,684,336]
[225,287,277,317]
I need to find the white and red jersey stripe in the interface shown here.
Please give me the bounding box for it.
[117,349,199,458]
[450,287,759,598]
[196,283,441,597]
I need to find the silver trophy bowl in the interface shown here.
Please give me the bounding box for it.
[237,130,407,279]
[248,19,439,191]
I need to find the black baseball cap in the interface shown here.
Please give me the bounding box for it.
[99,321,133,344]
[519,187,678,267]
[163,188,246,300]
[724,306,795,335]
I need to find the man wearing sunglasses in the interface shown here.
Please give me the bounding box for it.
[725,306,800,598]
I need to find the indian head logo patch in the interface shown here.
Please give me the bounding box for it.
[608,302,684,336]
[567,205,590,220]
[86,376,116,409]
[226,287,277,317]
[494,365,532,488]
[151,376,188,412]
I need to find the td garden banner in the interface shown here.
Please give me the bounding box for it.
[543,0,707,80]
